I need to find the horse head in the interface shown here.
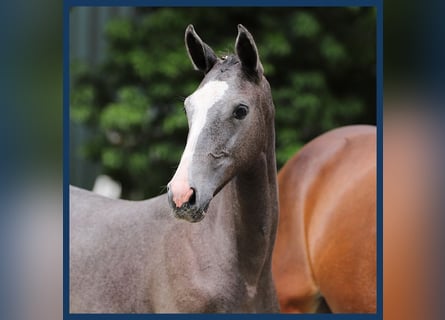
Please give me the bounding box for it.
[167,24,274,222]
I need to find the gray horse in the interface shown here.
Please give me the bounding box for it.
[70,24,280,313]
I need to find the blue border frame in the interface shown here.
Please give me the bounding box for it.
[63,2,71,319]
[376,1,383,318]
[66,0,378,6]
[63,1,383,319]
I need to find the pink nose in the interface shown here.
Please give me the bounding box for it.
[169,156,195,208]
[169,180,194,208]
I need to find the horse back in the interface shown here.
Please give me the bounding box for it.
[273,125,376,313]
[69,185,170,313]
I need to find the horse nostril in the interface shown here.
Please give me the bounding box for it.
[189,188,196,206]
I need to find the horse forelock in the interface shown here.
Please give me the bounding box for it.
[219,54,239,67]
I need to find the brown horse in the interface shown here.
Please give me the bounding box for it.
[70,25,280,313]
[272,125,376,313]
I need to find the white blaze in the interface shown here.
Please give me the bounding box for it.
[184,80,229,159]
[169,80,228,207]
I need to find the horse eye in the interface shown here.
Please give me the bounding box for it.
[233,105,249,120]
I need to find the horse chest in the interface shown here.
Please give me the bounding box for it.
[153,263,249,312]
[153,236,258,312]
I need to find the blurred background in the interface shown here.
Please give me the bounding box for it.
[69,7,376,199]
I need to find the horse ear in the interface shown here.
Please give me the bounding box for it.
[235,24,264,79]
[185,25,217,73]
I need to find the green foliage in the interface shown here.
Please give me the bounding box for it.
[291,12,321,38]
[100,87,150,131]
[71,7,376,199]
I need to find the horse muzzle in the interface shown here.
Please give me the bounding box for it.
[167,186,211,223]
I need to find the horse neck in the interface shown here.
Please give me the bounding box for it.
[215,122,278,282]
